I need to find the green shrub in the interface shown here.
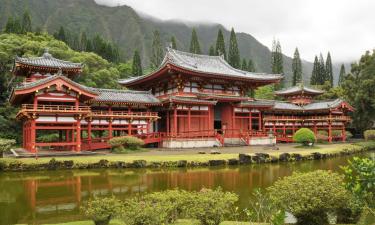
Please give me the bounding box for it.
[108,136,144,151]
[37,133,59,142]
[293,128,316,146]
[82,196,123,225]
[363,130,375,141]
[123,197,168,225]
[345,131,353,139]
[184,188,238,225]
[0,138,16,158]
[332,130,343,137]
[267,170,349,225]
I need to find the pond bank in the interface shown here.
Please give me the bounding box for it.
[1,142,374,172]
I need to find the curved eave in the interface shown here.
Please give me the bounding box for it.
[12,60,83,76]
[274,90,324,97]
[86,100,162,106]
[162,98,217,106]
[120,63,282,88]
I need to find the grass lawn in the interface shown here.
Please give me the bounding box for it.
[2,142,371,167]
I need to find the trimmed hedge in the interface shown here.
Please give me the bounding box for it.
[293,128,316,146]
[108,136,144,151]
[0,138,16,158]
[364,130,375,141]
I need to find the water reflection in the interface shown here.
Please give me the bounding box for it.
[0,152,373,224]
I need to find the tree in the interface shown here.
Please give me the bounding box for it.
[326,52,333,87]
[12,17,22,34]
[318,53,326,85]
[271,39,284,89]
[3,16,14,33]
[215,29,226,59]
[310,56,319,85]
[241,59,247,71]
[338,64,346,86]
[209,45,215,56]
[292,48,302,86]
[342,50,375,133]
[268,170,349,225]
[21,10,32,33]
[80,31,88,51]
[82,196,123,225]
[56,26,67,43]
[189,28,201,54]
[247,59,255,72]
[170,36,177,50]
[151,30,163,69]
[132,50,142,76]
[228,28,240,69]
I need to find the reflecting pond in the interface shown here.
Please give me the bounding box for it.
[0,151,373,225]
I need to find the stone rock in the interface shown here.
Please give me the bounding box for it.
[47,158,63,170]
[148,161,162,168]
[98,159,109,168]
[132,160,147,168]
[63,160,74,168]
[210,150,221,154]
[290,153,303,161]
[208,160,226,166]
[228,158,239,165]
[311,152,322,160]
[270,156,279,163]
[279,153,291,162]
[177,160,187,167]
[239,154,252,164]
[112,161,126,168]
[198,151,206,154]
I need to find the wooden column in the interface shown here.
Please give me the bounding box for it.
[249,111,252,131]
[173,107,177,136]
[208,106,211,131]
[87,120,92,146]
[108,106,113,138]
[166,110,170,135]
[188,107,191,135]
[30,119,36,153]
[76,118,81,152]
[128,107,132,135]
[328,112,332,143]
[342,124,346,142]
[258,112,262,131]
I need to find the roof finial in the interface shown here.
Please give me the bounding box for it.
[57,67,63,76]
[43,48,52,59]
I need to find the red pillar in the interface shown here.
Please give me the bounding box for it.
[87,120,92,150]
[166,110,170,135]
[328,112,332,143]
[128,107,132,135]
[108,106,113,139]
[30,119,36,153]
[342,125,346,142]
[188,107,191,136]
[76,119,81,152]
[249,112,252,132]
[258,112,262,131]
[174,107,177,136]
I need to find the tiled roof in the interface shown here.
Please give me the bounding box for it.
[88,88,161,105]
[275,85,324,95]
[303,99,343,111]
[15,50,82,69]
[14,75,95,94]
[238,99,346,112]
[119,48,283,85]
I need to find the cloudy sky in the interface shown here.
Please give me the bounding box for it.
[95,0,374,63]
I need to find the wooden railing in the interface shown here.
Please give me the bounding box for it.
[20,104,91,112]
[90,111,159,118]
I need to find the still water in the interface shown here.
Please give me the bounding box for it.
[0,152,373,225]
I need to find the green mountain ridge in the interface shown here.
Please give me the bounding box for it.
[0,0,339,85]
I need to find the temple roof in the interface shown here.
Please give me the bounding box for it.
[87,88,161,105]
[119,48,283,86]
[274,84,324,96]
[161,96,217,105]
[238,98,351,112]
[14,50,83,70]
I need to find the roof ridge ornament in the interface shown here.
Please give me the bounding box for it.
[42,48,52,59]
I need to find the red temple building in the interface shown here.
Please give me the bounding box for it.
[9,48,353,153]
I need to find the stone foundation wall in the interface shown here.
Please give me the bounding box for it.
[162,139,221,148]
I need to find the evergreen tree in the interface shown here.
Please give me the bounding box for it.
[241,59,247,70]
[247,59,255,72]
[132,50,143,76]
[56,26,67,43]
[34,26,42,35]
[21,10,32,33]
[189,28,201,54]
[228,28,240,69]
[86,39,93,52]
[338,64,346,86]
[215,29,226,59]
[80,31,88,51]
[325,52,333,87]
[171,36,177,50]
[318,53,326,85]
[310,56,319,85]
[13,17,22,34]
[151,30,163,69]
[292,47,302,86]
[271,39,284,89]
[4,16,14,33]
[209,45,215,56]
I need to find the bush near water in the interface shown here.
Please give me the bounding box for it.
[293,128,316,146]
[108,136,144,152]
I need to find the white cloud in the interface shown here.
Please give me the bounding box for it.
[95,0,375,62]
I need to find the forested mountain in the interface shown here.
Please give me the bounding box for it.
[0,0,334,84]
